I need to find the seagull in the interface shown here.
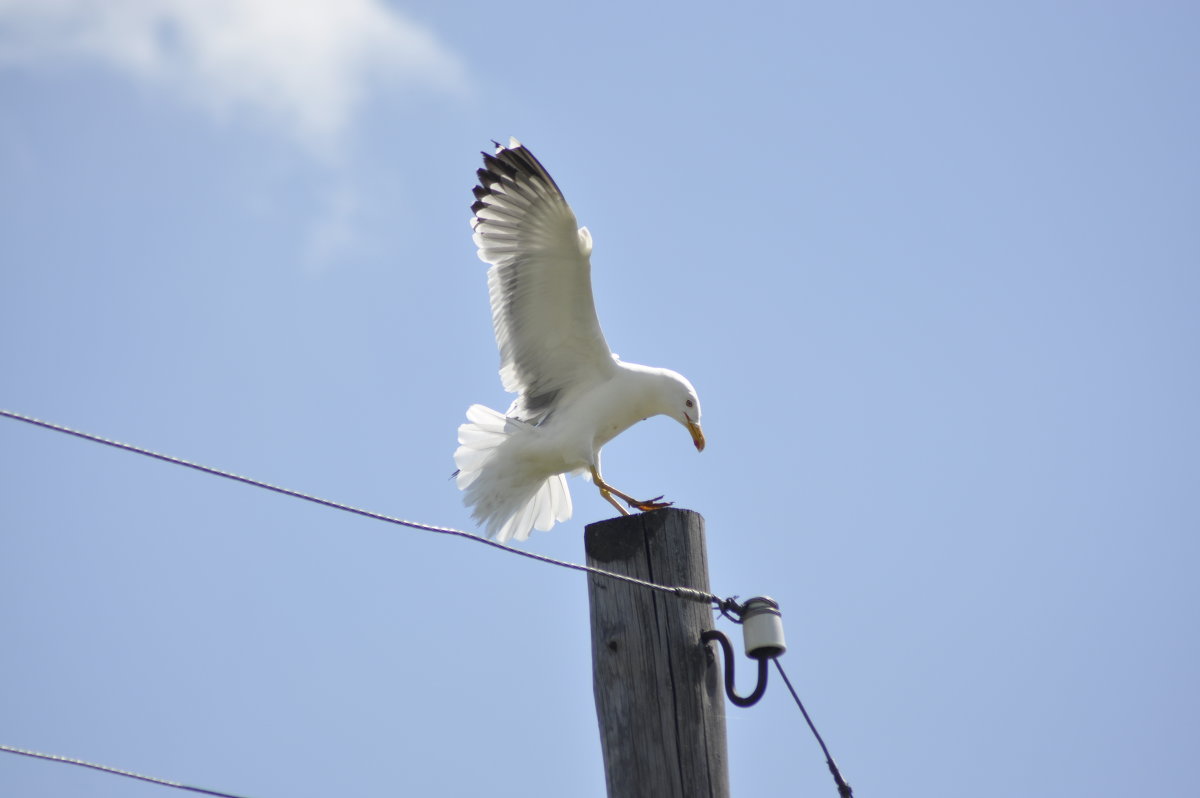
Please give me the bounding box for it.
[453,139,706,543]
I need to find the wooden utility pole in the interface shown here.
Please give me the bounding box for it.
[585,508,729,798]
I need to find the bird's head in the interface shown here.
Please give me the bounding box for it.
[660,369,705,452]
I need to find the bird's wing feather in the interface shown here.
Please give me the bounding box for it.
[472,140,615,418]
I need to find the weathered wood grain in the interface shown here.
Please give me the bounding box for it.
[586,508,729,798]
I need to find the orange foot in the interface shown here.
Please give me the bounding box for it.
[628,496,673,512]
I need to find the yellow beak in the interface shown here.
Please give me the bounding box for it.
[687,417,706,452]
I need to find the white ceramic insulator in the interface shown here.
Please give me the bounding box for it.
[741,597,787,658]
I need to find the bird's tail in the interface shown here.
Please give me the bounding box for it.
[454,404,573,543]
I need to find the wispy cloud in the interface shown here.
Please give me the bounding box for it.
[0,0,468,157]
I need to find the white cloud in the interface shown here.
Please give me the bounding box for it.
[0,0,467,156]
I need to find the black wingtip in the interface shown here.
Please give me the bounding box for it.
[471,137,565,215]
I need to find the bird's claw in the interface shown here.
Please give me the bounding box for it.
[629,495,672,512]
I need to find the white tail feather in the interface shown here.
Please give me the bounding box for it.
[454,404,573,542]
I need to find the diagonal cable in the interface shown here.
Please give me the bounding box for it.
[0,408,727,609]
[773,659,854,798]
[0,744,252,798]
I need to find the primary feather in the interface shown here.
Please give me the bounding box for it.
[472,141,614,422]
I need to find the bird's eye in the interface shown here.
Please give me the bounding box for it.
[685,399,694,408]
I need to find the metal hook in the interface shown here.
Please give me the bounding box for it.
[702,628,771,707]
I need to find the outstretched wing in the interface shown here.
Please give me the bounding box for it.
[471,139,615,419]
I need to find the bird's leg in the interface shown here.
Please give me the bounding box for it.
[599,486,631,516]
[590,457,631,516]
[589,466,673,513]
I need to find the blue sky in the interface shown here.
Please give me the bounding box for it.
[2,2,1198,796]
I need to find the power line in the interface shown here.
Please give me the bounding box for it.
[4,408,844,794]
[773,659,854,798]
[0,744,253,798]
[0,408,736,613]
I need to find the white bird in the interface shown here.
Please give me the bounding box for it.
[454,139,705,543]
